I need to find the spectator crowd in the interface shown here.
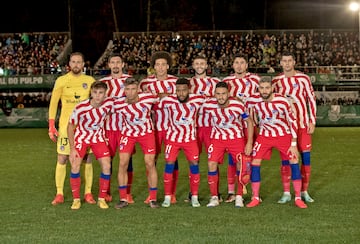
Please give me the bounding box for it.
[1,30,360,77]
[1,29,360,108]
[95,30,360,76]
[0,32,69,76]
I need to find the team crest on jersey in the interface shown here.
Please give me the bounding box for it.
[238,93,244,97]
[142,106,147,112]
[190,105,195,111]
[292,83,299,89]
[229,115,234,120]
[206,81,211,86]
[245,81,250,86]
[82,83,88,89]
[60,145,65,151]
[272,109,279,114]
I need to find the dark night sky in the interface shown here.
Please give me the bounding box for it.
[0,0,357,63]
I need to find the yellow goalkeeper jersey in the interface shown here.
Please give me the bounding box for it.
[48,72,95,131]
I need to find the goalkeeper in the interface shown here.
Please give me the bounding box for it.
[48,52,96,206]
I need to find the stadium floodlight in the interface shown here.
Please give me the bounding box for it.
[349,2,360,48]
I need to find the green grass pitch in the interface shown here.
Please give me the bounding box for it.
[0,127,359,243]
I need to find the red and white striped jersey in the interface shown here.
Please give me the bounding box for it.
[222,72,260,99]
[114,93,159,137]
[140,74,178,94]
[272,72,316,128]
[190,76,220,127]
[190,76,220,97]
[159,94,206,143]
[202,97,249,140]
[246,93,297,138]
[99,74,132,131]
[69,97,114,144]
[140,74,178,131]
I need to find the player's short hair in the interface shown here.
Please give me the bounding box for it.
[124,77,139,86]
[108,53,123,62]
[150,51,172,67]
[281,51,295,59]
[91,80,108,90]
[259,76,272,84]
[215,81,229,90]
[233,53,248,63]
[176,78,190,86]
[69,52,85,62]
[192,55,207,62]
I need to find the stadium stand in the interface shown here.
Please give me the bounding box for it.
[94,29,360,80]
[0,32,71,76]
[1,30,360,108]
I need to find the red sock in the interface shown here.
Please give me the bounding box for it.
[99,178,109,199]
[189,173,200,196]
[149,188,157,201]
[208,173,219,197]
[118,186,127,201]
[251,182,261,198]
[70,177,81,199]
[301,165,311,191]
[163,172,173,195]
[281,165,291,192]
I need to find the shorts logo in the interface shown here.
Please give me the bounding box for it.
[148,149,155,153]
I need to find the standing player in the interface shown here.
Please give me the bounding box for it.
[187,55,220,202]
[67,81,112,210]
[140,51,179,204]
[222,54,260,203]
[100,53,134,203]
[204,82,254,208]
[272,51,316,203]
[245,77,307,209]
[159,78,206,208]
[48,52,96,206]
[114,78,159,209]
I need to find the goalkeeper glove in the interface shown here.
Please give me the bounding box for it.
[48,119,58,142]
